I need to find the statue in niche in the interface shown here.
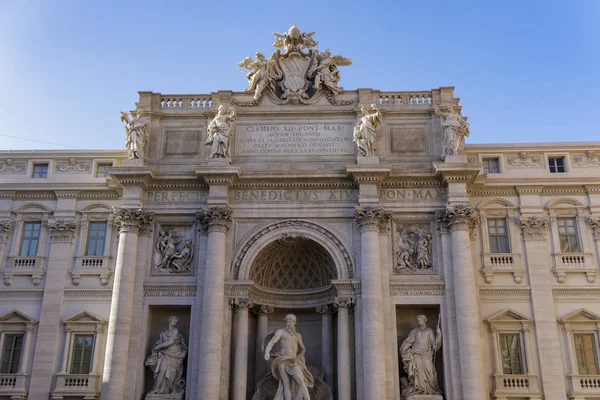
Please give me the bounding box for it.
[120,110,148,159]
[399,315,442,398]
[206,105,236,161]
[263,314,314,400]
[433,105,470,161]
[153,230,194,273]
[395,226,433,273]
[145,316,187,399]
[309,49,352,96]
[353,104,383,157]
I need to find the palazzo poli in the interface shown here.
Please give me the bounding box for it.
[1,25,600,400]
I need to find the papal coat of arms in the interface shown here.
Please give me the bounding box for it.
[236,24,352,105]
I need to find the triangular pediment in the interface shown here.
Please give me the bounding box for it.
[0,309,36,323]
[486,309,532,323]
[63,310,105,324]
[560,308,600,323]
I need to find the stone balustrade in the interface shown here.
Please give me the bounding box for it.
[4,256,45,286]
[568,375,600,399]
[52,373,101,399]
[377,91,433,106]
[0,373,28,399]
[71,256,112,285]
[480,252,525,284]
[493,373,541,399]
[159,95,213,111]
[551,252,595,283]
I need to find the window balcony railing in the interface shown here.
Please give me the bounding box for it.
[4,256,45,286]
[493,374,542,399]
[71,256,112,286]
[52,373,101,399]
[0,373,28,399]
[551,252,595,283]
[568,374,600,398]
[480,253,525,284]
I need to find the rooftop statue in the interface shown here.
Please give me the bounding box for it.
[120,110,148,159]
[434,105,470,161]
[353,104,382,157]
[206,105,236,162]
[237,25,352,105]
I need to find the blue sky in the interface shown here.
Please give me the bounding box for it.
[1,1,599,150]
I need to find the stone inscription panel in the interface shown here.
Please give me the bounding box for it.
[231,189,357,203]
[163,129,202,156]
[235,124,354,156]
[389,126,429,155]
[380,188,445,203]
[146,191,207,203]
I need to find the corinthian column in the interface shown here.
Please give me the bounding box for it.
[232,297,252,400]
[196,207,232,399]
[316,304,334,387]
[355,206,388,399]
[436,205,486,400]
[101,208,153,399]
[255,305,274,382]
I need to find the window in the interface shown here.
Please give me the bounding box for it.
[96,164,111,178]
[488,218,510,253]
[85,222,107,256]
[557,217,580,253]
[549,157,565,173]
[70,334,94,374]
[19,222,41,257]
[32,163,48,178]
[574,333,598,375]
[499,333,523,374]
[0,333,23,374]
[483,158,500,174]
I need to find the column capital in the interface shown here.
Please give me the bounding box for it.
[112,207,153,234]
[334,297,355,309]
[590,216,600,239]
[355,206,388,232]
[48,219,77,243]
[232,297,253,309]
[518,215,549,240]
[257,304,274,316]
[316,304,334,315]
[435,205,478,232]
[198,206,232,233]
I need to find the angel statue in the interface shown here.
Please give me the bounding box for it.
[434,105,470,161]
[309,50,352,95]
[205,105,236,161]
[353,104,383,158]
[237,52,281,100]
[272,24,318,53]
[120,110,148,159]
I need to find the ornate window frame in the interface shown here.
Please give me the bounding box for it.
[559,309,600,398]
[546,199,594,283]
[4,204,53,286]
[485,309,541,399]
[0,310,37,399]
[477,200,524,284]
[476,153,505,175]
[52,311,106,399]
[72,205,116,286]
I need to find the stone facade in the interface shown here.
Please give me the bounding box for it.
[1,27,600,400]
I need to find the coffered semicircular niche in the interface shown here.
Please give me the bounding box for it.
[250,234,337,290]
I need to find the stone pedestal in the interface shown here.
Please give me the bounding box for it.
[357,155,379,164]
[145,393,183,400]
[443,154,467,163]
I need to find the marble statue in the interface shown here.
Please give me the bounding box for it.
[120,110,148,159]
[399,315,442,398]
[153,231,194,273]
[145,316,187,399]
[263,314,314,400]
[433,105,470,160]
[236,25,351,105]
[353,104,382,157]
[206,105,236,161]
[395,227,433,273]
[416,233,433,271]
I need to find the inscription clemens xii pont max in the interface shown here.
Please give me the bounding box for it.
[235,124,355,156]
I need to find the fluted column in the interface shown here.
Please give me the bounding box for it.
[335,297,354,400]
[355,206,388,399]
[232,297,252,400]
[101,208,152,399]
[255,305,274,382]
[436,205,486,400]
[316,304,334,387]
[196,207,232,399]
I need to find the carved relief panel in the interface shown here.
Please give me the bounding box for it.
[392,220,437,275]
[151,222,196,276]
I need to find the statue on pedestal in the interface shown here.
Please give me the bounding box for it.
[433,105,470,161]
[353,104,382,157]
[145,316,187,399]
[263,314,314,400]
[120,110,148,159]
[206,105,236,161]
[399,315,442,398]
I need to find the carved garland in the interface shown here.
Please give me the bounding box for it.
[232,220,354,280]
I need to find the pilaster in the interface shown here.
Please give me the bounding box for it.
[232,297,252,400]
[316,304,335,388]
[334,297,354,400]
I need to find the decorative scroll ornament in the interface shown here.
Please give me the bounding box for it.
[433,105,470,160]
[355,206,388,231]
[54,158,91,173]
[589,217,600,239]
[0,220,11,235]
[197,207,232,232]
[353,104,383,157]
[113,207,154,233]
[48,220,77,242]
[435,205,478,231]
[518,216,549,239]
[506,151,542,167]
[573,150,600,167]
[236,24,353,106]
[0,159,26,173]
[120,110,148,159]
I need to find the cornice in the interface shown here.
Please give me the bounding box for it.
[541,186,587,196]
[78,191,121,200]
[232,180,355,189]
[389,283,444,296]
[479,287,532,297]
[467,186,518,196]
[145,181,208,190]
[552,288,600,298]
[143,284,197,297]
[13,191,57,200]
[63,289,112,297]
[0,289,44,297]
